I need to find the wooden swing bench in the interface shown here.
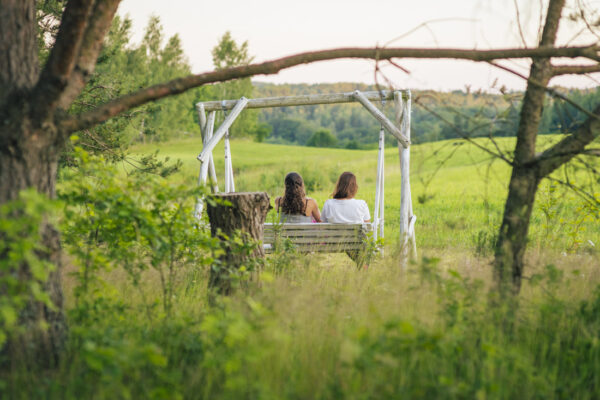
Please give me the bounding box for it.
[262,223,372,254]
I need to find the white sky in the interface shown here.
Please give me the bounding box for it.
[117,0,600,91]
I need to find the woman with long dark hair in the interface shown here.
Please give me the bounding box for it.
[275,172,322,223]
[321,172,370,224]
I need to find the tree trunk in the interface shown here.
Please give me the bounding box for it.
[0,128,67,367]
[206,192,271,295]
[493,167,540,293]
[493,0,565,293]
[0,0,66,367]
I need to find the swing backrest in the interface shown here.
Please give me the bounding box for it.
[263,223,372,253]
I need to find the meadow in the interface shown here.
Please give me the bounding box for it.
[133,135,600,254]
[5,136,600,399]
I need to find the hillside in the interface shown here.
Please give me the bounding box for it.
[132,135,599,253]
[250,82,600,149]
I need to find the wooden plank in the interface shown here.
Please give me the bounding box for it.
[264,231,364,239]
[353,90,410,147]
[264,231,363,239]
[264,236,363,244]
[197,97,248,163]
[199,90,398,112]
[264,226,365,235]
[264,245,363,254]
[294,243,364,252]
[264,223,369,231]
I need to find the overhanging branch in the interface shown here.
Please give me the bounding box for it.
[552,63,600,75]
[33,0,95,116]
[61,44,600,133]
[536,103,600,177]
[55,0,121,111]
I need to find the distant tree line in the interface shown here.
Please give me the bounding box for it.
[253,82,600,148]
[74,20,599,153]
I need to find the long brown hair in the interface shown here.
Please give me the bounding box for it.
[332,171,358,199]
[281,172,306,214]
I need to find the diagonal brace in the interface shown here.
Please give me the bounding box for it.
[353,90,410,147]
[197,97,249,163]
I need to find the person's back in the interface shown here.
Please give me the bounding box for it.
[321,198,369,224]
[321,172,370,224]
[275,172,321,223]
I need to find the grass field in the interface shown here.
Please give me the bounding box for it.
[132,135,599,255]
[7,136,600,399]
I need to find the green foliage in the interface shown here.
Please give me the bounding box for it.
[209,31,258,140]
[306,129,338,148]
[253,122,272,142]
[0,190,59,348]
[59,145,217,315]
[3,138,600,398]
[64,15,206,161]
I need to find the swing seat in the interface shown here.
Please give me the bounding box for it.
[263,223,372,253]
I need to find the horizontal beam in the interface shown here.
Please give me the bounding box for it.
[353,90,410,147]
[198,90,399,111]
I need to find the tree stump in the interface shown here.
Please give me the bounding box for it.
[206,192,271,295]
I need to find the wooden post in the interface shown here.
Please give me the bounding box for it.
[194,110,217,219]
[206,192,271,295]
[373,127,385,241]
[379,141,385,241]
[395,90,414,266]
[199,111,215,185]
[197,105,219,193]
[224,131,231,192]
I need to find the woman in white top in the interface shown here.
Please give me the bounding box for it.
[321,172,370,224]
[322,172,371,269]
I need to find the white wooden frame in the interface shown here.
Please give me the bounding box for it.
[194,90,416,265]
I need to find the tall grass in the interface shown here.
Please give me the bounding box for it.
[5,250,600,399]
[4,138,598,399]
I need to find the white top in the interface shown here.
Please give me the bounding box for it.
[321,199,370,224]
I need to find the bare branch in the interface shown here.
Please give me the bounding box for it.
[490,60,600,121]
[536,103,600,177]
[383,18,477,48]
[540,0,567,47]
[55,0,121,110]
[413,96,514,165]
[33,0,95,117]
[514,0,529,47]
[552,63,600,75]
[59,44,600,133]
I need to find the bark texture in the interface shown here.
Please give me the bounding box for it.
[0,0,67,366]
[493,0,565,292]
[206,192,271,295]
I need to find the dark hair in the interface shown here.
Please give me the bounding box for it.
[281,172,306,214]
[332,171,358,199]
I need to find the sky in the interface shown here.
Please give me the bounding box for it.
[117,0,600,92]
